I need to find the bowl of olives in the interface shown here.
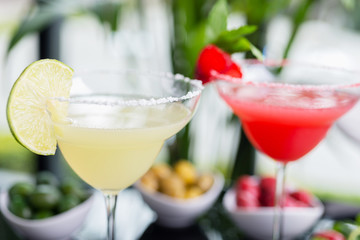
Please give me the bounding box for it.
[0,171,94,240]
[134,160,224,228]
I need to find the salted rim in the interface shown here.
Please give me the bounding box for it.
[53,69,204,106]
[213,59,360,91]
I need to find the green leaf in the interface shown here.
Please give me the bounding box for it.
[212,25,263,60]
[213,25,258,53]
[206,0,228,43]
[216,37,251,53]
[89,1,122,32]
[250,43,264,61]
[7,6,62,55]
[216,25,257,43]
[6,0,81,55]
[283,0,315,59]
[341,0,356,10]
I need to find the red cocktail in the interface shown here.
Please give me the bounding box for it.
[215,60,360,240]
[219,85,358,162]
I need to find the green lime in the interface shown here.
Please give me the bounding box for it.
[36,171,59,186]
[349,227,360,240]
[57,194,80,213]
[29,184,61,210]
[6,59,73,155]
[32,210,54,219]
[8,195,32,219]
[9,182,35,199]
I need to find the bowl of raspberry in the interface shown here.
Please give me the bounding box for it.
[222,175,324,240]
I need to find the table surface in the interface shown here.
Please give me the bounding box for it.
[0,188,242,240]
[0,187,323,240]
[0,170,353,240]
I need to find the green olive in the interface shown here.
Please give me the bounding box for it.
[57,194,80,213]
[60,179,89,201]
[9,195,32,219]
[9,182,35,200]
[29,184,61,210]
[36,171,59,186]
[78,190,91,202]
[32,210,54,219]
[60,179,81,195]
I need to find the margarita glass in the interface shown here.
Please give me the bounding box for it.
[47,70,203,240]
[214,60,360,240]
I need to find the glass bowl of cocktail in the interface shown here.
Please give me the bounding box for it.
[213,60,360,240]
[6,60,203,240]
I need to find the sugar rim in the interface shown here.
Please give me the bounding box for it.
[213,59,360,91]
[54,69,204,106]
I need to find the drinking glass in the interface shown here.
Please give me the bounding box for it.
[214,60,360,240]
[47,69,203,240]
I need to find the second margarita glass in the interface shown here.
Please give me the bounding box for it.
[214,60,360,240]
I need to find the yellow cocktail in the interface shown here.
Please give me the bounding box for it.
[49,70,202,239]
[54,101,192,194]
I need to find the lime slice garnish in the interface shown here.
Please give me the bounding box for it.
[349,227,360,240]
[6,59,73,155]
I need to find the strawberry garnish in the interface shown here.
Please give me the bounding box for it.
[195,44,242,85]
[311,230,345,240]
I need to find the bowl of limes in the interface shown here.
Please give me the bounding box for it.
[0,171,94,240]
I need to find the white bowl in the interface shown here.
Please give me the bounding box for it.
[223,188,324,240]
[135,172,224,228]
[0,191,94,240]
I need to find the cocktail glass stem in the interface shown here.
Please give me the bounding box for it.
[273,162,287,240]
[104,193,118,240]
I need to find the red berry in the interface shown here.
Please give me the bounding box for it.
[284,195,307,207]
[236,175,259,196]
[235,175,260,208]
[290,190,313,207]
[223,62,242,79]
[236,190,260,208]
[312,230,345,240]
[195,44,242,84]
[259,177,276,206]
[260,177,276,192]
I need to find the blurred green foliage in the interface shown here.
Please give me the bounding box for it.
[171,0,218,78]
[170,0,318,76]
[0,133,35,173]
[7,0,358,73]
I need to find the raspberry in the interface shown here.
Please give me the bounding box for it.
[235,175,260,208]
[259,177,276,207]
[284,195,307,207]
[236,175,259,196]
[236,190,260,208]
[234,175,315,208]
[311,230,345,240]
[290,190,313,207]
